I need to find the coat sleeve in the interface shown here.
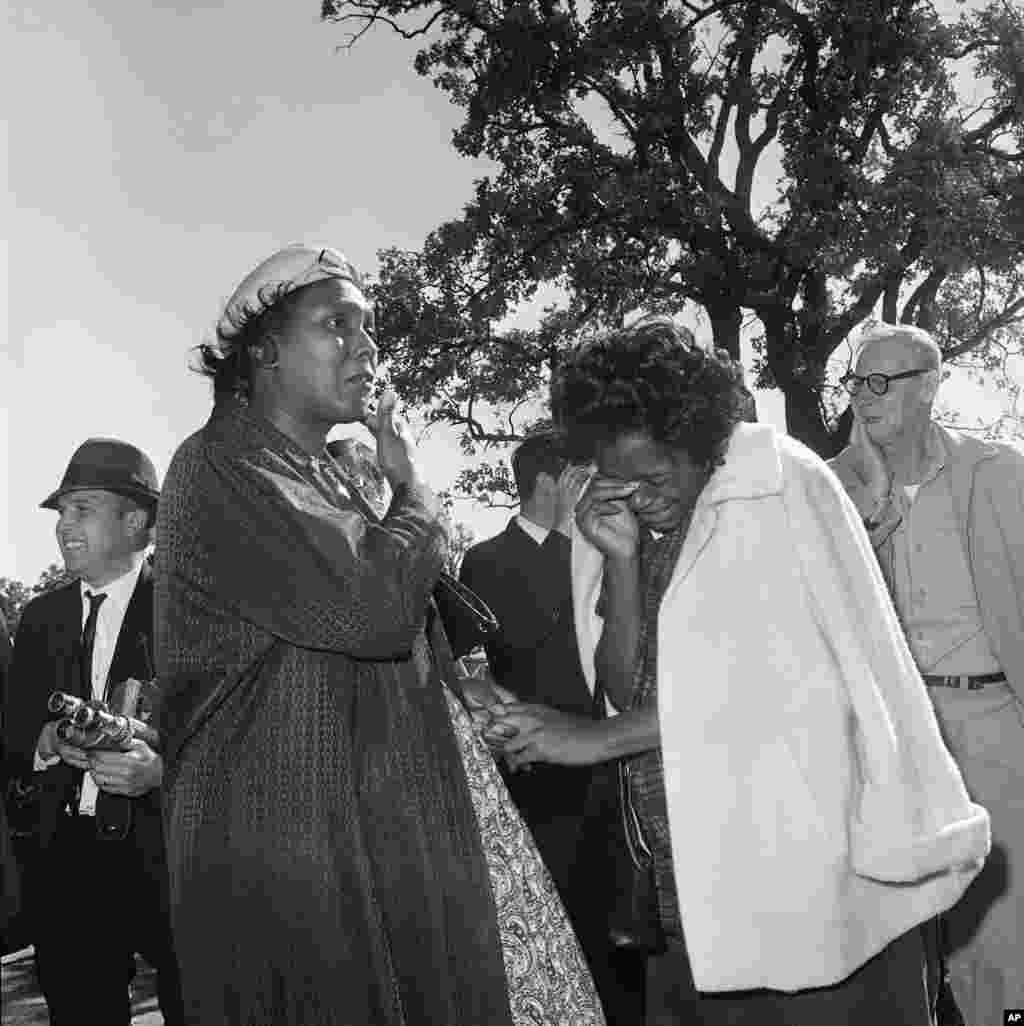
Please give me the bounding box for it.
[4,602,54,776]
[785,443,990,883]
[970,451,1024,704]
[159,440,446,659]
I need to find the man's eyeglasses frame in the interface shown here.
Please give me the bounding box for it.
[840,368,932,397]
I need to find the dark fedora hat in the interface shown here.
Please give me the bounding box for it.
[40,438,160,511]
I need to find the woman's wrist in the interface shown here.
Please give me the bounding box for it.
[593,707,660,761]
[603,553,640,592]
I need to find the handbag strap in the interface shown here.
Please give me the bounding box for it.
[593,677,654,868]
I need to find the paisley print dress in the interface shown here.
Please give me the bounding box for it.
[444,686,605,1026]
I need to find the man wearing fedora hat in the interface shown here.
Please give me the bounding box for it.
[4,438,184,1026]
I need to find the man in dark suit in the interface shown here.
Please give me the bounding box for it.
[4,438,184,1026]
[460,432,644,1025]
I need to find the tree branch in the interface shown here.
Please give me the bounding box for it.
[326,2,445,45]
[900,265,948,327]
[830,227,931,342]
[962,105,1020,145]
[943,296,1024,360]
[707,64,737,181]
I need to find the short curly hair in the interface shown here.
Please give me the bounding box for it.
[550,318,748,471]
[193,283,301,401]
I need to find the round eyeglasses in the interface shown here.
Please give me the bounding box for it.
[840,368,931,397]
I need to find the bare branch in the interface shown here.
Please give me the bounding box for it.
[943,296,1024,360]
[327,2,445,46]
[962,105,1020,145]
[707,87,735,180]
[950,38,1001,60]
[830,228,931,342]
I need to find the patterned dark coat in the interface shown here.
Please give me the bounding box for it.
[155,401,513,1026]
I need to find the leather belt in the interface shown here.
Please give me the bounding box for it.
[922,672,1006,691]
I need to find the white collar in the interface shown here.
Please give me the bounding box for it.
[79,558,145,612]
[515,514,550,546]
[698,423,784,507]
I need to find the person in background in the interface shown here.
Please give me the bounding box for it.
[460,432,646,1025]
[155,244,604,1026]
[3,439,184,1025]
[484,318,990,1025]
[830,322,1023,1025]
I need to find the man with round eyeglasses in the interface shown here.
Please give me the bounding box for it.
[840,366,933,399]
[830,322,1024,1026]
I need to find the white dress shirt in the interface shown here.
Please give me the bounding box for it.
[515,514,550,546]
[35,558,146,815]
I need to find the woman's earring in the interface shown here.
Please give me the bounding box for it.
[255,340,280,369]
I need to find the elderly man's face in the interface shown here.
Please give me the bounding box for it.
[271,277,378,428]
[594,432,710,534]
[852,338,937,445]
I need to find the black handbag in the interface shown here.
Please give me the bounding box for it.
[604,757,666,954]
[432,571,500,658]
[582,678,666,955]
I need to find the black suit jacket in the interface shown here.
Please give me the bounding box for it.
[460,521,594,715]
[460,521,595,895]
[4,564,164,855]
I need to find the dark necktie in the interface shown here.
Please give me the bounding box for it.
[80,591,133,840]
[80,591,107,699]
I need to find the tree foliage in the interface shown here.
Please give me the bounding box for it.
[440,511,478,574]
[0,563,75,635]
[324,0,1024,471]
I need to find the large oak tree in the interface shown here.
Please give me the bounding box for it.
[324,0,1024,473]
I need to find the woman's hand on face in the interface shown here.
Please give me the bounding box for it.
[554,464,593,535]
[575,476,641,560]
[363,391,419,489]
[485,703,602,769]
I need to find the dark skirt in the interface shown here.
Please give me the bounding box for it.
[646,924,933,1026]
[163,641,514,1026]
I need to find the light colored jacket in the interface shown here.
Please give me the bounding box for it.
[830,425,1024,705]
[572,423,990,992]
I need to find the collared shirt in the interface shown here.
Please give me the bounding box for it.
[515,514,550,546]
[34,558,147,814]
[887,428,1001,675]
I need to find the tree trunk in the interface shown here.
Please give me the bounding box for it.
[707,304,743,362]
[782,382,838,457]
[762,313,845,458]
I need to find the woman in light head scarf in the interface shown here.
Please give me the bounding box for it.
[155,245,604,1026]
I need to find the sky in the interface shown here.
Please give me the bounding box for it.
[3,0,1018,584]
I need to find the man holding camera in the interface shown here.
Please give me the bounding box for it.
[4,438,183,1025]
